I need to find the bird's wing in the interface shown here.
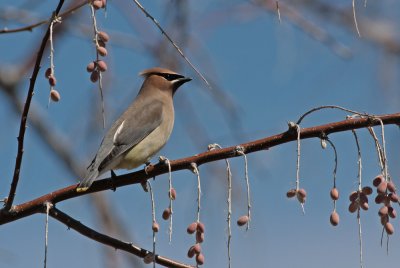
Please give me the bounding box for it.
[97,100,164,172]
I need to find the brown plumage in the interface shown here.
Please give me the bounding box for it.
[77,67,191,191]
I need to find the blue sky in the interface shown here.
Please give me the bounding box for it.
[1,0,400,267]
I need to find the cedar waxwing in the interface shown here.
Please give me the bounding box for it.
[77,67,191,192]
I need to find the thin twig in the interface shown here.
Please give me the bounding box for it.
[296,105,367,125]
[367,127,384,172]
[147,181,157,268]
[166,159,173,243]
[352,129,363,268]
[326,138,338,210]
[357,209,364,268]
[236,146,252,230]
[44,202,52,268]
[4,0,65,211]
[0,1,86,34]
[131,0,211,89]
[191,163,201,223]
[208,143,232,268]
[352,0,361,37]
[275,1,281,23]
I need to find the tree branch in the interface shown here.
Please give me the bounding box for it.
[48,207,193,268]
[0,1,86,34]
[1,112,399,223]
[4,0,65,211]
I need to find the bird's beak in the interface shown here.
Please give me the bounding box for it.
[173,77,192,93]
[175,77,192,87]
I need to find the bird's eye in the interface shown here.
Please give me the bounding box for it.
[161,73,184,81]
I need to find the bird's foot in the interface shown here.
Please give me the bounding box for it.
[110,170,117,192]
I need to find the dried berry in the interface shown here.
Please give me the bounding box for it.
[389,193,399,203]
[360,201,369,211]
[196,231,204,243]
[169,188,177,200]
[373,174,384,187]
[381,215,389,225]
[237,215,249,226]
[97,46,108,57]
[98,31,110,42]
[388,206,397,219]
[187,222,197,234]
[86,61,96,72]
[187,246,196,258]
[330,188,339,201]
[296,188,307,203]
[50,89,60,102]
[375,194,385,204]
[359,193,368,204]
[349,191,358,202]
[377,181,388,194]
[196,253,204,265]
[197,221,205,233]
[162,207,171,220]
[286,189,296,198]
[90,71,99,83]
[92,0,103,9]
[152,221,159,232]
[48,75,57,87]
[362,186,373,195]
[330,211,340,226]
[96,60,107,72]
[45,68,52,78]
[193,243,201,254]
[384,222,394,235]
[348,202,358,213]
[378,206,389,217]
[98,39,106,48]
[143,253,154,264]
[387,181,396,193]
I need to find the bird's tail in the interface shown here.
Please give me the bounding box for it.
[76,168,99,192]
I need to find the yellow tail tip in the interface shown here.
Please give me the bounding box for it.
[76,186,89,192]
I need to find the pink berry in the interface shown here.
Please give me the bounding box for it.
[330,211,340,226]
[330,188,339,201]
[187,222,197,234]
[162,208,171,220]
[50,89,60,102]
[86,61,96,72]
[196,253,204,265]
[237,215,249,227]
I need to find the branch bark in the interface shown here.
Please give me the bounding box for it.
[1,112,399,224]
[49,207,193,268]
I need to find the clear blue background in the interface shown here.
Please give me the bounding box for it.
[1,0,400,267]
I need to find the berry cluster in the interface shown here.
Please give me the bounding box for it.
[286,188,307,204]
[347,186,372,213]
[373,175,397,235]
[45,68,60,102]
[329,187,339,226]
[86,30,109,83]
[186,221,205,265]
[161,188,176,221]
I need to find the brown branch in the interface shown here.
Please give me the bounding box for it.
[4,0,65,210]
[1,112,399,224]
[0,1,86,34]
[48,207,193,268]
